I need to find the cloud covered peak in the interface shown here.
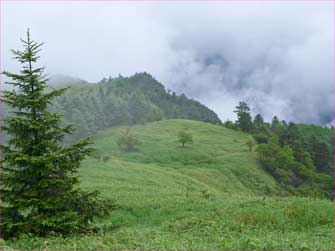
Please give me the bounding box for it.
[2,2,333,124]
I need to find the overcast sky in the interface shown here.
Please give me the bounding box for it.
[1,1,334,124]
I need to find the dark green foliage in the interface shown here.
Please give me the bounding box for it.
[278,123,313,168]
[1,30,113,239]
[271,116,280,131]
[117,128,140,152]
[296,125,334,175]
[177,130,193,147]
[251,113,272,143]
[257,143,324,197]
[221,102,333,199]
[4,74,221,144]
[253,114,264,128]
[234,101,253,133]
[279,122,299,147]
[253,132,270,144]
[223,120,238,130]
[311,139,332,173]
[257,143,295,184]
[256,121,333,199]
[44,73,221,143]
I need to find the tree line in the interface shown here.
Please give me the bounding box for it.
[226,101,333,199]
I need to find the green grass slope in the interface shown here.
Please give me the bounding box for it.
[93,119,280,196]
[3,120,334,250]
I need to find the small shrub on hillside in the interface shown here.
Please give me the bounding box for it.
[246,139,255,151]
[177,130,193,147]
[200,189,210,199]
[176,180,193,197]
[253,132,270,144]
[223,120,238,130]
[102,156,111,162]
[117,128,140,152]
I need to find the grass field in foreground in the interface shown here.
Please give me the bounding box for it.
[3,120,334,250]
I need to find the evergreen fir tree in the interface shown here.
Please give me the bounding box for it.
[1,29,112,239]
[271,116,280,131]
[311,138,331,173]
[234,101,253,133]
[253,114,264,128]
[279,122,299,147]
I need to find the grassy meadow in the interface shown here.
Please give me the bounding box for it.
[2,120,334,250]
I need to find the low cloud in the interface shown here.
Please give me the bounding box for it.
[2,2,333,124]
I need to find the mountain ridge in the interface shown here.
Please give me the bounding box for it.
[49,72,222,142]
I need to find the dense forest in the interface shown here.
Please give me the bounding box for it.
[48,73,221,142]
[224,102,334,199]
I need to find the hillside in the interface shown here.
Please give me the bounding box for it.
[49,73,221,142]
[4,120,333,250]
[92,119,280,196]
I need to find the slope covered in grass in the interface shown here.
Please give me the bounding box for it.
[93,119,280,196]
[3,120,334,250]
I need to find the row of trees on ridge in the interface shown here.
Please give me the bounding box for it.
[225,101,333,199]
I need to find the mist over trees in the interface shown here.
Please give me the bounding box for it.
[46,73,222,143]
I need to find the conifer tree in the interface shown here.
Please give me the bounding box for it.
[234,101,253,133]
[311,138,331,173]
[271,116,280,131]
[1,29,112,239]
[253,114,264,128]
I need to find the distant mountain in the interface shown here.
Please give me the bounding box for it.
[48,73,88,87]
[49,72,222,142]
